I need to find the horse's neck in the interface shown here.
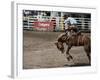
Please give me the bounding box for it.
[58,34,67,43]
[58,39,64,43]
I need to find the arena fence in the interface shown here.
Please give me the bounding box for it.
[23,16,91,32]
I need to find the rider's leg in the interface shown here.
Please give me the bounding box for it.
[65,24,70,36]
[71,24,78,32]
[73,24,81,35]
[67,31,71,36]
[70,24,81,36]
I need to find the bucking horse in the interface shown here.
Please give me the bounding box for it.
[54,32,91,64]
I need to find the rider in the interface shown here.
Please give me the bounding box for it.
[63,14,79,36]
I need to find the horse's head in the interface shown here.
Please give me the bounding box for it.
[54,41,65,53]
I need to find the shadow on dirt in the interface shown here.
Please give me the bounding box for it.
[64,63,91,67]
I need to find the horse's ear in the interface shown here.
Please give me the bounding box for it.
[54,41,58,46]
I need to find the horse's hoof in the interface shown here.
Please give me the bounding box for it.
[69,55,73,59]
[67,57,71,61]
[61,50,65,54]
[67,56,73,61]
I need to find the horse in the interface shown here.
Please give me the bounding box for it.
[54,32,91,64]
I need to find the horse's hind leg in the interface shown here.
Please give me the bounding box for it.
[84,45,91,65]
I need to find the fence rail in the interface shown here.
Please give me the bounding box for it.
[23,16,91,32]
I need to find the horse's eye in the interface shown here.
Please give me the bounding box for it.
[62,36,66,40]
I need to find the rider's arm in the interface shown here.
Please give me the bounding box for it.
[64,18,70,24]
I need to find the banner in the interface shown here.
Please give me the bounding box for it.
[33,21,54,31]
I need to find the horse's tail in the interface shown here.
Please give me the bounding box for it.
[84,35,91,53]
[86,36,91,53]
[88,38,91,53]
[85,36,91,63]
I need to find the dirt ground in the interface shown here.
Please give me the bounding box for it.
[23,30,91,69]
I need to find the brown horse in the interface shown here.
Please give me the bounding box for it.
[54,33,91,64]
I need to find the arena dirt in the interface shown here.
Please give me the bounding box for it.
[23,30,90,69]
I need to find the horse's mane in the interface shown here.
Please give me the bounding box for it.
[57,33,66,41]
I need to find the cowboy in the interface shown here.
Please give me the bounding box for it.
[63,15,78,36]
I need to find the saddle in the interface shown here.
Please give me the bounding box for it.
[66,30,81,41]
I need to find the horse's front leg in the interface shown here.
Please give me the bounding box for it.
[66,45,73,61]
